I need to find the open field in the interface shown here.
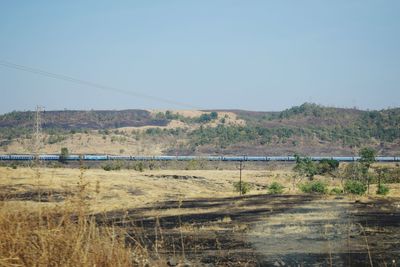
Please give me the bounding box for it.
[1,165,400,266]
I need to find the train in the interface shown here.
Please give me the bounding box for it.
[0,154,399,162]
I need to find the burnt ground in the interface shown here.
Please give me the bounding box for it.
[95,194,400,266]
[0,185,73,202]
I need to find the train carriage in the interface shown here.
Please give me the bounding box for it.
[267,156,288,161]
[207,156,222,161]
[10,155,34,160]
[246,156,267,161]
[132,156,153,161]
[223,156,245,161]
[108,155,130,160]
[66,155,80,161]
[39,155,60,161]
[332,156,354,162]
[84,155,108,160]
[1,154,400,162]
[0,155,10,160]
[154,156,177,161]
[177,156,197,161]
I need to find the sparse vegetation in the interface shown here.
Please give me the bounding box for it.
[317,159,339,175]
[330,187,344,195]
[294,155,318,181]
[1,104,399,155]
[344,180,367,195]
[47,134,67,144]
[268,182,285,194]
[299,181,328,194]
[102,161,122,171]
[376,184,390,195]
[133,162,144,172]
[233,181,252,195]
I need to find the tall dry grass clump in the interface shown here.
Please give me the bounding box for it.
[0,205,135,266]
[0,166,149,267]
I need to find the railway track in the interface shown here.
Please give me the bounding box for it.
[1,154,399,162]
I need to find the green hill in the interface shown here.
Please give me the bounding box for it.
[0,103,399,156]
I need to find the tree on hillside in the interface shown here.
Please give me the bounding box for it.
[358,147,376,193]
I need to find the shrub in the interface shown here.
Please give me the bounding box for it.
[134,162,144,172]
[294,156,318,180]
[268,182,284,194]
[330,187,344,195]
[233,181,252,195]
[344,180,367,195]
[102,161,122,171]
[299,181,327,194]
[317,159,339,175]
[376,184,389,195]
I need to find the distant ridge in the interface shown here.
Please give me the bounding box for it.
[0,103,399,156]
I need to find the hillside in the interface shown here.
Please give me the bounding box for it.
[0,103,399,156]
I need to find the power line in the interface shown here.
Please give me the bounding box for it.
[0,60,201,109]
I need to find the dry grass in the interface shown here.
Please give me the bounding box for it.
[1,166,399,214]
[0,167,298,213]
[1,164,399,266]
[0,203,141,267]
[0,166,159,267]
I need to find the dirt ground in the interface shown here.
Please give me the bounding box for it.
[1,166,399,266]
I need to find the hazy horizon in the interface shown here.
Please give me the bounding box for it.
[1,1,400,113]
[2,101,400,116]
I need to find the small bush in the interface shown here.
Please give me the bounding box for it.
[330,187,344,195]
[233,181,252,195]
[299,181,327,194]
[376,184,389,195]
[102,161,122,171]
[344,180,367,195]
[134,162,144,172]
[10,163,17,169]
[268,182,284,194]
[102,164,112,171]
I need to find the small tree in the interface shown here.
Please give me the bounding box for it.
[359,147,376,169]
[233,181,252,195]
[294,155,318,181]
[268,182,285,194]
[373,166,390,190]
[317,159,339,176]
[59,147,69,163]
[358,147,376,193]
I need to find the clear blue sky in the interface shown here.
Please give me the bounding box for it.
[0,1,399,113]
